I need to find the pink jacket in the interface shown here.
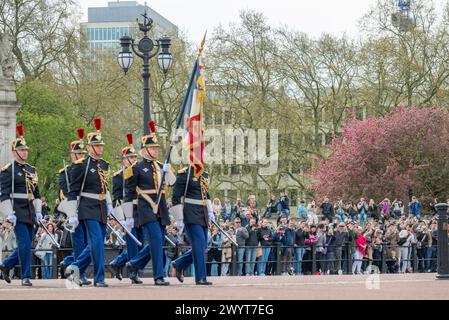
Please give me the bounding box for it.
[355,235,367,256]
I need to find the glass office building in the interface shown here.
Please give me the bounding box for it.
[81,1,178,52]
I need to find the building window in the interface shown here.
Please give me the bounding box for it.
[107,28,112,41]
[231,165,241,175]
[95,28,99,41]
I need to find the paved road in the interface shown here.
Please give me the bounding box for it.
[0,274,447,300]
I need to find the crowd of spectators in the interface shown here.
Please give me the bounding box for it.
[0,193,446,279]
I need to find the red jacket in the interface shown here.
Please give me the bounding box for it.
[355,235,367,256]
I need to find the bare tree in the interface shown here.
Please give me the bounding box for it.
[0,0,80,80]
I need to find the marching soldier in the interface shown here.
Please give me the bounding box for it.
[58,128,91,286]
[122,121,176,286]
[170,165,215,285]
[109,133,150,283]
[0,124,42,286]
[64,118,113,287]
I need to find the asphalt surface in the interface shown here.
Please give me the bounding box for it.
[0,273,447,300]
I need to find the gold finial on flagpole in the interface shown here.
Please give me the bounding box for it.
[197,31,207,57]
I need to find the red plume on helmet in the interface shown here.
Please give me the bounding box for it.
[126,133,133,145]
[16,124,24,137]
[149,120,156,134]
[93,118,102,131]
[77,128,85,140]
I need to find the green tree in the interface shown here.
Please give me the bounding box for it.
[16,81,84,205]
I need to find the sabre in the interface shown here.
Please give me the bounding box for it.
[210,219,238,247]
[38,220,61,249]
[61,159,75,234]
[164,235,176,247]
[63,159,71,193]
[108,211,142,247]
[63,221,75,233]
[107,223,126,246]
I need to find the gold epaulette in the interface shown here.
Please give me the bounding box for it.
[101,158,110,165]
[113,169,123,177]
[26,163,35,169]
[74,157,85,164]
[58,165,68,174]
[1,163,11,172]
[124,163,135,180]
[177,167,188,174]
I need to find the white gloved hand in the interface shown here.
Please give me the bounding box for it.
[107,203,113,217]
[67,216,79,230]
[162,163,171,173]
[124,218,134,231]
[208,211,216,223]
[6,214,17,226]
[35,212,43,222]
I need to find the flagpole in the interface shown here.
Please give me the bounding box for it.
[153,33,207,213]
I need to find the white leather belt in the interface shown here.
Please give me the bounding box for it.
[81,192,106,200]
[183,197,206,206]
[11,193,34,200]
[119,199,138,205]
[137,189,165,195]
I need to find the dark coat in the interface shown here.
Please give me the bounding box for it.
[295,229,307,247]
[68,156,109,224]
[171,166,210,227]
[245,224,259,246]
[0,161,41,225]
[258,227,272,246]
[124,159,170,227]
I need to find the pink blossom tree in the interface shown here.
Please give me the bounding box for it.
[306,107,449,203]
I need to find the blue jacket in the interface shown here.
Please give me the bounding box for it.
[408,201,422,216]
[297,205,308,218]
[284,227,296,246]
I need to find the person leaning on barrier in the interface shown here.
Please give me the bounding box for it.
[257,219,273,276]
[0,124,42,286]
[245,217,259,276]
[220,226,236,276]
[294,221,307,275]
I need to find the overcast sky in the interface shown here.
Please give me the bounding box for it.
[76,0,382,41]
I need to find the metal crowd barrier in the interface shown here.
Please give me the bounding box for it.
[0,241,445,279]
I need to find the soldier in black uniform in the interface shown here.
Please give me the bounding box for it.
[64,119,113,287]
[122,121,175,286]
[170,165,215,285]
[109,133,149,283]
[58,128,91,286]
[0,124,42,286]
